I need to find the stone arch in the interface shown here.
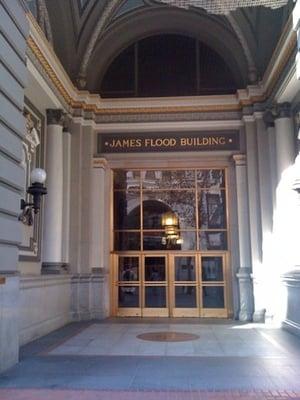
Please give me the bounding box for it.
[78,0,121,84]
[85,7,249,91]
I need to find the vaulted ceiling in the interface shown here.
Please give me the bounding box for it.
[40,0,294,92]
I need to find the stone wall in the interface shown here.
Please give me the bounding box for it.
[0,0,28,372]
[19,275,72,346]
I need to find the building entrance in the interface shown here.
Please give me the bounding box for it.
[112,253,228,317]
[111,168,230,318]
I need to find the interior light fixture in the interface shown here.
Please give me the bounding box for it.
[161,211,183,246]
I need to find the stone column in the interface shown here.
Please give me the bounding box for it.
[61,123,71,266]
[255,113,273,233]
[270,104,297,323]
[69,120,83,275]
[263,111,277,208]
[274,103,295,179]
[291,138,300,269]
[280,115,300,333]
[243,114,262,259]
[89,158,109,319]
[252,112,274,321]
[90,158,107,271]
[293,126,300,195]
[243,115,262,320]
[233,154,254,321]
[293,0,300,80]
[42,109,66,274]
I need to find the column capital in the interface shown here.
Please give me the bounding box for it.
[263,110,275,128]
[62,115,72,133]
[46,109,65,126]
[273,102,292,119]
[92,157,108,169]
[233,154,246,166]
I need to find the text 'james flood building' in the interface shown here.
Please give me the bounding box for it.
[1,0,300,372]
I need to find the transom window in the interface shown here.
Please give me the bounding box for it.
[113,169,228,252]
[101,35,238,98]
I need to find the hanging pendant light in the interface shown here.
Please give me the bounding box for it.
[161,211,183,246]
[162,211,179,236]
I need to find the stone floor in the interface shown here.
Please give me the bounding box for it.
[46,321,296,357]
[1,319,300,399]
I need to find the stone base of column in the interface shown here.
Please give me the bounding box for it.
[42,262,69,275]
[253,309,266,323]
[239,310,253,322]
[71,271,109,321]
[236,267,254,322]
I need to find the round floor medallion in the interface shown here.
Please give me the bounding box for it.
[136,331,200,342]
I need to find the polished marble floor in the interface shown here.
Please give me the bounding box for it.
[47,321,293,357]
[1,319,300,394]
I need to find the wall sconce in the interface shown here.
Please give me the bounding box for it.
[19,168,47,226]
[161,211,183,246]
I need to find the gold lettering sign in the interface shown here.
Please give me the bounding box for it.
[98,131,239,153]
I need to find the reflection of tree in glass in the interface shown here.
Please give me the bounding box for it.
[114,191,141,229]
[199,190,226,229]
[199,231,227,250]
[197,169,225,188]
[143,191,196,229]
[143,170,195,189]
[114,170,140,190]
[142,199,169,229]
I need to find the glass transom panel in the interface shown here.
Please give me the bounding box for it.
[113,169,228,251]
[142,170,195,189]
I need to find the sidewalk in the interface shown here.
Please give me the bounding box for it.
[1,320,300,398]
[1,389,300,400]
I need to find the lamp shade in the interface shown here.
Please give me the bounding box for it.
[162,211,178,227]
[30,168,47,184]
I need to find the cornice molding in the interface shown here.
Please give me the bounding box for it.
[26,10,297,120]
[93,119,243,132]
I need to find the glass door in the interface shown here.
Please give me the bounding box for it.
[171,255,199,317]
[200,254,227,317]
[113,253,228,317]
[142,255,168,317]
[115,255,141,317]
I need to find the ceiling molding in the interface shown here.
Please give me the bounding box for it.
[226,14,257,83]
[78,0,122,83]
[26,9,296,119]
